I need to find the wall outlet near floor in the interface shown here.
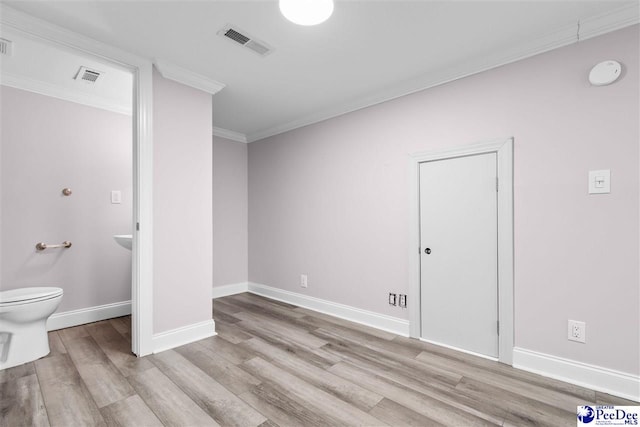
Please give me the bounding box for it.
[300,274,308,288]
[399,294,407,308]
[568,320,586,343]
[388,293,397,306]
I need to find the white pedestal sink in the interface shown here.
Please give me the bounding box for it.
[113,234,132,250]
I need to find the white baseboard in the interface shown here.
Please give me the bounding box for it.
[47,301,131,331]
[247,282,410,337]
[152,319,217,354]
[513,347,640,402]
[212,282,249,299]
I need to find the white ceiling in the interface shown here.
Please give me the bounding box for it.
[0,27,133,114]
[1,1,638,142]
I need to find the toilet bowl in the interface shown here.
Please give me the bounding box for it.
[0,287,63,370]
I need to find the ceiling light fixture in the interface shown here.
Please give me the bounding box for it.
[279,0,334,26]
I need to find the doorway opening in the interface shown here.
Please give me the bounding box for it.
[0,10,154,356]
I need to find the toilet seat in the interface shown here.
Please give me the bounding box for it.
[0,287,63,307]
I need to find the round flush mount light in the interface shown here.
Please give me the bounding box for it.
[589,60,622,86]
[279,0,334,26]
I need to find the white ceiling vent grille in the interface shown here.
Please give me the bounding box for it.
[0,38,13,56]
[218,25,273,57]
[75,66,104,84]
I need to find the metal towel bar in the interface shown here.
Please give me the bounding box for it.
[36,241,72,251]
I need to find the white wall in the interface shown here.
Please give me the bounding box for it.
[153,69,213,334]
[248,25,639,376]
[213,136,248,288]
[0,86,132,312]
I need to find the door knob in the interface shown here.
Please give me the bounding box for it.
[424,248,431,254]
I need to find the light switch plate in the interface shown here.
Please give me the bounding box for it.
[111,190,122,204]
[588,170,610,194]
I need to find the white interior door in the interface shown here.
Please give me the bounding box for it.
[419,152,498,358]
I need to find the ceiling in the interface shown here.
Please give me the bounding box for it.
[1,1,638,142]
[0,28,133,115]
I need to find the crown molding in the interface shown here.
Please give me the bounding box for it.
[0,5,145,70]
[246,4,639,143]
[1,72,132,115]
[579,2,639,41]
[154,59,226,95]
[213,126,248,143]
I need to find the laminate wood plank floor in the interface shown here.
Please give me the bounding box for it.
[1,292,636,427]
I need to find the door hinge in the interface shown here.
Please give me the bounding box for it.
[496,177,499,192]
[136,222,140,231]
[497,320,500,335]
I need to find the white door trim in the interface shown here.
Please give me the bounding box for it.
[408,138,514,365]
[1,5,155,356]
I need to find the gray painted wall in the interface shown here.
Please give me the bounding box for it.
[152,68,213,334]
[248,25,639,374]
[0,86,132,312]
[213,136,248,288]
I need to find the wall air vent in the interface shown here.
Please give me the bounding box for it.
[74,66,104,84]
[0,38,13,56]
[217,25,273,57]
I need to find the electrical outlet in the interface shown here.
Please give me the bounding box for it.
[388,293,397,306]
[300,274,308,288]
[568,320,586,343]
[399,294,407,308]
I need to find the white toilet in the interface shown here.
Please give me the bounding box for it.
[0,287,63,370]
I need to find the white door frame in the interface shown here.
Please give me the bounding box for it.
[408,138,514,364]
[1,5,155,356]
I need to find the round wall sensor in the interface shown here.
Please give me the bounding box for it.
[589,60,622,86]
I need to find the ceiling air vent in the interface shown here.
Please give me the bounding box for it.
[74,66,104,84]
[224,28,250,45]
[218,25,273,57]
[0,38,13,56]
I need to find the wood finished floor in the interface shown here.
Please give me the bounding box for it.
[1,293,636,427]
